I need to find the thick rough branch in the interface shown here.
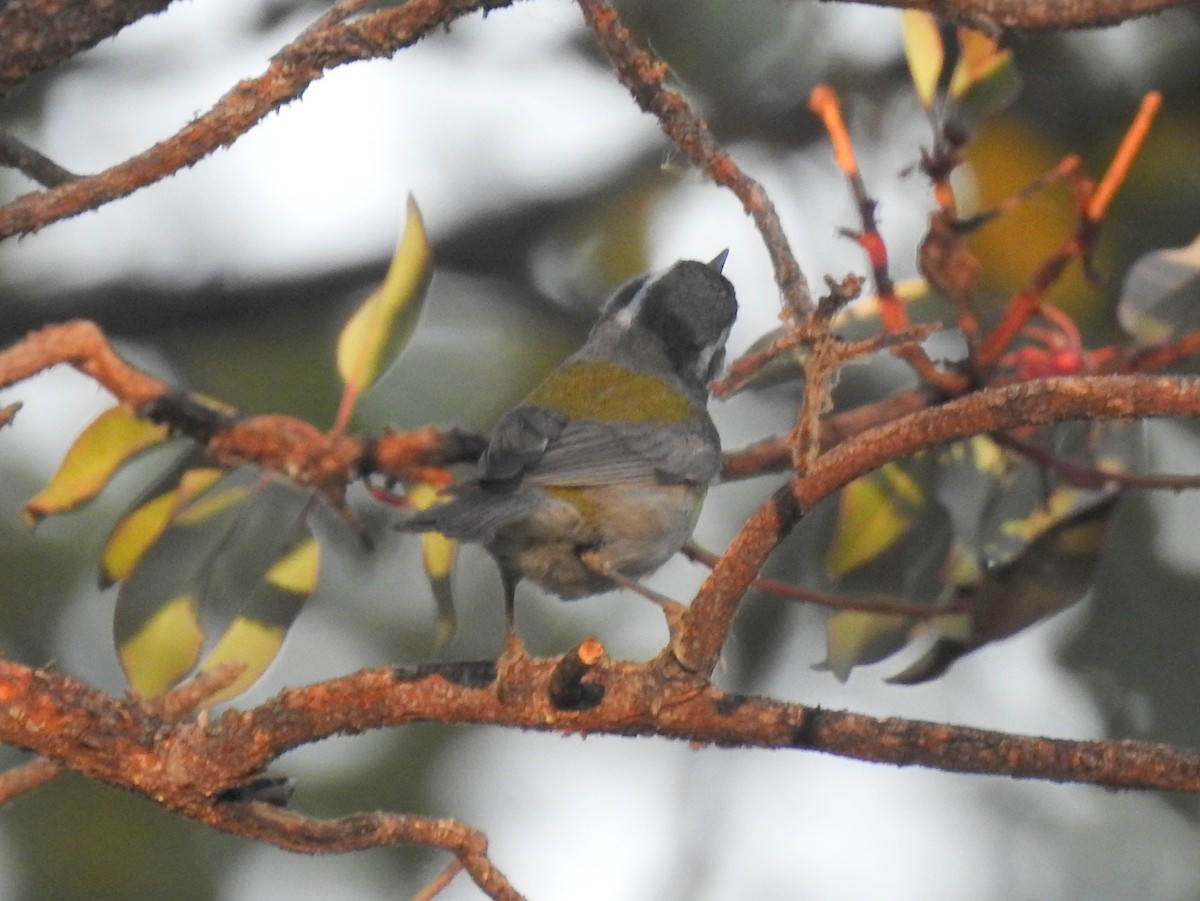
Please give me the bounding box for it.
[832,0,1194,30]
[0,0,178,98]
[2,657,1199,811]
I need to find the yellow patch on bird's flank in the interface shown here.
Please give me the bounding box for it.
[526,361,695,423]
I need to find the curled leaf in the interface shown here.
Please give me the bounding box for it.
[335,195,433,427]
[25,407,171,525]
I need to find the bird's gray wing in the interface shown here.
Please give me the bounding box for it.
[478,405,570,482]
[525,417,721,487]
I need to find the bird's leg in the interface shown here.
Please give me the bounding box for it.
[580,551,687,641]
[500,568,527,661]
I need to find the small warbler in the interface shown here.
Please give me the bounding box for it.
[401,253,738,647]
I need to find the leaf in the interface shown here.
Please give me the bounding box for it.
[820,610,913,683]
[24,407,171,525]
[113,478,252,697]
[890,496,1116,685]
[1116,235,1200,346]
[902,10,944,109]
[335,195,433,426]
[100,467,229,586]
[409,482,459,647]
[949,29,1016,99]
[117,594,205,699]
[198,533,321,705]
[826,463,926,579]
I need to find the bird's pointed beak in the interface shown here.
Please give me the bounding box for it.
[707,249,729,273]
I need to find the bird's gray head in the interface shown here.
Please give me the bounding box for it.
[598,253,738,387]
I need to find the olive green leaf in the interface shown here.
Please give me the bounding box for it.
[946,28,1019,130]
[113,476,252,698]
[826,462,926,579]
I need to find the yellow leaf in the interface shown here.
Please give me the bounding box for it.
[196,532,320,704]
[409,482,459,646]
[826,464,924,578]
[949,28,1012,99]
[102,492,178,586]
[25,407,170,525]
[902,10,944,109]
[101,468,227,585]
[173,483,251,525]
[822,609,912,683]
[265,537,320,594]
[198,617,286,706]
[117,594,204,698]
[335,195,433,426]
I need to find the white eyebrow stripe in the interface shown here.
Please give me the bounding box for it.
[613,266,665,328]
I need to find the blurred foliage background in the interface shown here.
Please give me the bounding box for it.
[3,1,1200,899]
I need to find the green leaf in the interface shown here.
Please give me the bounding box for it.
[197,533,321,705]
[1117,235,1200,346]
[24,407,171,525]
[902,10,944,109]
[826,463,926,579]
[335,195,433,427]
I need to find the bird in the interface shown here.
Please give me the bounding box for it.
[400,253,738,652]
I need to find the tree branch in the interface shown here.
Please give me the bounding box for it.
[2,656,1198,814]
[0,0,524,240]
[674,374,1200,675]
[834,0,1195,31]
[575,0,813,317]
[0,130,80,187]
[0,320,485,494]
[0,0,179,99]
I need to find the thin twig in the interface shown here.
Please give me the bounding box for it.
[0,130,80,187]
[974,93,1162,369]
[683,542,970,618]
[575,0,812,317]
[411,859,466,901]
[0,757,63,806]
